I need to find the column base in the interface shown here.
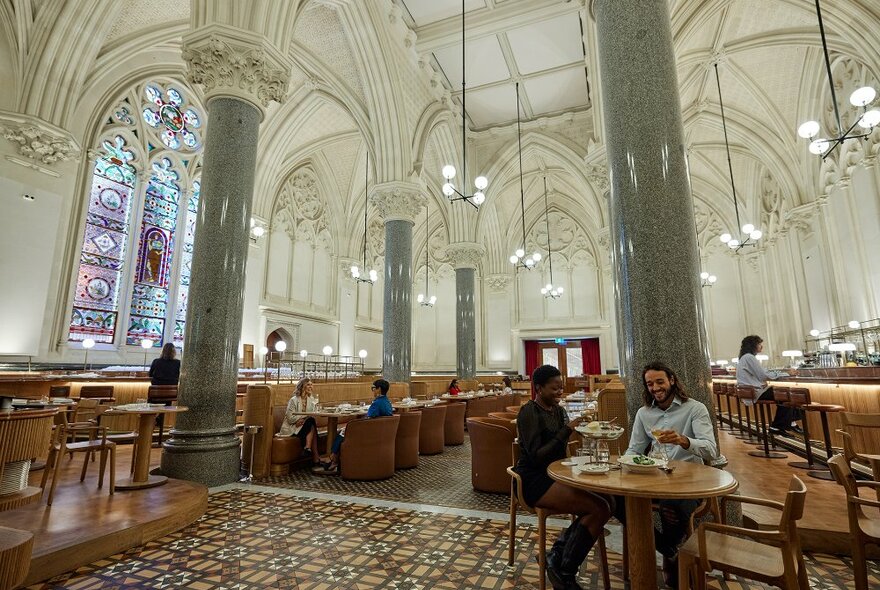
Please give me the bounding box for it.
[159,427,241,487]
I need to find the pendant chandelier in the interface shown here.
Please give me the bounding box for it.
[351,152,378,284]
[440,0,488,208]
[416,203,436,307]
[713,63,762,252]
[509,82,541,270]
[539,177,562,299]
[700,272,717,288]
[797,0,879,158]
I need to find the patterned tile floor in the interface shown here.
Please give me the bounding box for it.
[29,486,875,589]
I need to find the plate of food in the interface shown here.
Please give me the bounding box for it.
[575,463,610,475]
[575,421,625,439]
[618,454,666,473]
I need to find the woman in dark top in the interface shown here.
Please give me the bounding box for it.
[515,364,611,590]
[447,379,461,396]
[149,343,180,385]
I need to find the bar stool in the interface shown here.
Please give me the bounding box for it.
[801,394,846,480]
[778,387,816,470]
[734,386,758,443]
[749,386,787,459]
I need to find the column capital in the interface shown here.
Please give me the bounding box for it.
[0,111,80,165]
[182,23,293,118]
[446,242,485,270]
[370,181,426,224]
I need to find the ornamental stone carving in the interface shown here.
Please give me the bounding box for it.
[445,242,485,270]
[370,181,426,224]
[182,24,292,115]
[1,113,80,165]
[585,163,609,194]
[484,274,512,293]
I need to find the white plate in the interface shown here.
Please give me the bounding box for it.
[618,454,666,473]
[561,460,576,467]
[576,464,610,475]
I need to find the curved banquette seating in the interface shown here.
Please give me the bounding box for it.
[394,411,421,469]
[339,415,400,480]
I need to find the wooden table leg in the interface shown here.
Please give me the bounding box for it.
[326,416,338,456]
[625,496,658,590]
[116,412,167,490]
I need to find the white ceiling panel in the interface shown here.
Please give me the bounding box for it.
[433,35,510,88]
[522,67,589,116]
[463,84,521,128]
[400,0,487,28]
[506,13,583,76]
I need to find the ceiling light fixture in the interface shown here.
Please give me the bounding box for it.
[509,82,541,270]
[416,203,436,307]
[538,177,562,299]
[713,63,762,252]
[700,271,718,288]
[797,0,878,158]
[351,152,378,284]
[440,0,488,209]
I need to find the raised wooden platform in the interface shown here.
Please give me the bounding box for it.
[0,445,207,586]
[719,429,872,556]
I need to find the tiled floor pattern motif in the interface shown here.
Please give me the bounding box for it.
[30,488,875,590]
[260,437,512,514]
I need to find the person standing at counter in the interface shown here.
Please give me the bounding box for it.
[737,335,801,434]
[149,343,180,385]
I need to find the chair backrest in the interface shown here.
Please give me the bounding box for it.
[597,383,629,451]
[79,385,114,399]
[839,412,880,464]
[773,386,791,403]
[735,385,756,400]
[507,441,534,511]
[48,385,71,398]
[73,398,99,422]
[828,454,870,526]
[488,412,517,421]
[712,382,722,394]
[147,385,178,402]
[779,475,808,533]
[340,415,400,480]
[788,387,811,405]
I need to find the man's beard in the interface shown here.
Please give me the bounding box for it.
[653,388,672,404]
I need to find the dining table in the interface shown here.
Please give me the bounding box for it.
[103,404,188,490]
[299,408,368,452]
[548,458,738,590]
[392,399,446,412]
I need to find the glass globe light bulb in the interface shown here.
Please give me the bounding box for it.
[474,175,488,190]
[849,86,876,107]
[140,338,153,349]
[809,329,820,337]
[350,265,359,275]
[299,349,307,358]
[82,338,95,349]
[251,226,265,238]
[849,320,860,329]
[417,293,425,303]
[369,269,378,282]
[728,239,740,248]
[472,191,485,205]
[709,275,717,283]
[275,341,287,352]
[545,283,553,291]
[442,165,456,180]
[700,272,709,280]
[532,252,542,261]
[322,345,333,356]
[750,229,762,240]
[551,289,558,297]
[858,109,880,129]
[515,248,525,258]
[720,233,732,243]
[797,120,820,139]
[541,287,548,295]
[260,346,268,355]
[557,287,564,294]
[809,138,829,155]
[442,183,456,197]
[358,349,367,359]
[509,255,518,264]
[524,257,535,267]
[429,295,436,305]
[742,223,755,234]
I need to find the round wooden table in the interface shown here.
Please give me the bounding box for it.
[300,408,367,452]
[548,459,738,590]
[103,405,188,490]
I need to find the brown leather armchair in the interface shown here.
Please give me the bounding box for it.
[339,415,400,480]
[418,405,447,455]
[467,417,516,493]
[488,412,517,421]
[394,411,421,469]
[465,397,494,420]
[443,402,466,445]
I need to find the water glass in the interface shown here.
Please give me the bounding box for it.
[136,398,147,408]
[595,440,610,467]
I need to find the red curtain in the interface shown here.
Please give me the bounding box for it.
[581,338,601,375]
[524,340,540,399]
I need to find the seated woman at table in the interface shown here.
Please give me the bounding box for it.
[314,378,393,474]
[278,378,321,466]
[448,379,461,396]
[614,361,717,588]
[515,364,612,590]
[149,343,180,385]
[502,376,513,395]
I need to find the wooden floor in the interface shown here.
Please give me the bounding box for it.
[718,427,867,556]
[0,444,207,586]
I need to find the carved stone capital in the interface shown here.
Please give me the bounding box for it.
[784,202,819,233]
[182,24,292,117]
[585,163,609,195]
[370,181,426,224]
[0,112,80,165]
[484,273,513,293]
[446,242,485,270]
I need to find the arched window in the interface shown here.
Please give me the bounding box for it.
[68,80,204,350]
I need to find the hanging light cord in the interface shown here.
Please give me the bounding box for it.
[363,153,369,269]
[543,176,553,285]
[714,63,743,235]
[461,0,467,188]
[516,82,526,252]
[424,205,429,295]
[815,0,844,136]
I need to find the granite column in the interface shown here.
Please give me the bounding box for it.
[447,243,485,379]
[593,1,713,417]
[160,27,291,486]
[371,182,425,384]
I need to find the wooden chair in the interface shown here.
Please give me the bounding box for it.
[677,475,808,590]
[48,385,71,398]
[827,454,880,590]
[507,442,610,590]
[78,385,115,401]
[40,423,117,505]
[838,412,880,482]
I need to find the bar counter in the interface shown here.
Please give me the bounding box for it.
[714,367,880,449]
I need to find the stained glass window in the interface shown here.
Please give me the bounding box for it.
[125,158,181,346]
[142,84,201,151]
[173,180,200,347]
[68,136,136,343]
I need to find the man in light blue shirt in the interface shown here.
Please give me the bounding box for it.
[614,361,718,588]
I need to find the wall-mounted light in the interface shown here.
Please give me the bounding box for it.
[358,349,367,359]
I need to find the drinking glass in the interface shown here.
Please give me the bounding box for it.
[595,440,610,467]
[136,398,147,408]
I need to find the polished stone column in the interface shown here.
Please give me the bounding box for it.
[594,1,712,416]
[371,182,425,383]
[447,243,485,379]
[161,27,290,486]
